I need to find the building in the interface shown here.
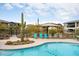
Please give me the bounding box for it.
[0,19,20,27]
[64,20,79,34]
[0,19,20,35]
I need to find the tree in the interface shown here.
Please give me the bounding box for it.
[56,26,64,37]
[49,25,64,37]
[15,23,21,35]
[49,28,57,36]
[56,26,64,34]
[0,23,8,30]
[8,24,14,36]
[0,23,9,34]
[26,25,39,37]
[75,29,79,35]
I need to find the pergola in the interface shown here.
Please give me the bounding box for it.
[40,23,62,34]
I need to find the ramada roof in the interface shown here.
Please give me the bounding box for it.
[40,23,62,27]
[27,23,62,27]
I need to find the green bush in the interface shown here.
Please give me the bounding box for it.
[49,28,57,36]
[76,29,79,35]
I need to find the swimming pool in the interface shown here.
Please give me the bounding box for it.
[0,42,79,56]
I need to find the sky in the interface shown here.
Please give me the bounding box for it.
[0,3,79,24]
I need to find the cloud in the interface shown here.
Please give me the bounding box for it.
[3,3,27,10]
[2,3,79,24]
[12,3,25,8]
[4,3,13,10]
[24,3,54,20]
[23,3,79,23]
[45,3,79,23]
[27,3,47,10]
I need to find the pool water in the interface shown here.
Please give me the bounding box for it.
[0,42,79,56]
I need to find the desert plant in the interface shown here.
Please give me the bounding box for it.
[5,40,34,45]
[20,12,26,42]
[5,41,13,45]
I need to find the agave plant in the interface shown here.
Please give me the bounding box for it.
[20,12,26,42]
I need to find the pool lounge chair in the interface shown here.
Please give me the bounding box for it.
[44,33,48,39]
[33,33,37,39]
[39,33,43,38]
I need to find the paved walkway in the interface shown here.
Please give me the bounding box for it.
[0,36,79,50]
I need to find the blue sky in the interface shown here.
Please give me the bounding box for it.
[0,3,79,24]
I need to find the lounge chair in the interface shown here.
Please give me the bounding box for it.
[39,33,43,38]
[33,33,37,39]
[44,33,48,39]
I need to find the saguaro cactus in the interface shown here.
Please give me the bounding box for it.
[20,12,26,42]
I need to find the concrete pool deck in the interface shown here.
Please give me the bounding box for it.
[0,36,79,50]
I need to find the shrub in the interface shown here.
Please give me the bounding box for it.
[5,40,34,45]
[5,41,13,45]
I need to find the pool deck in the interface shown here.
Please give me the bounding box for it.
[0,36,79,50]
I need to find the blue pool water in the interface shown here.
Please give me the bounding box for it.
[0,42,79,56]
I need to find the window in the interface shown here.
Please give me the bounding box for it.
[67,23,75,27]
[68,29,75,32]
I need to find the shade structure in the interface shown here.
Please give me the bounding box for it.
[40,23,62,34]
